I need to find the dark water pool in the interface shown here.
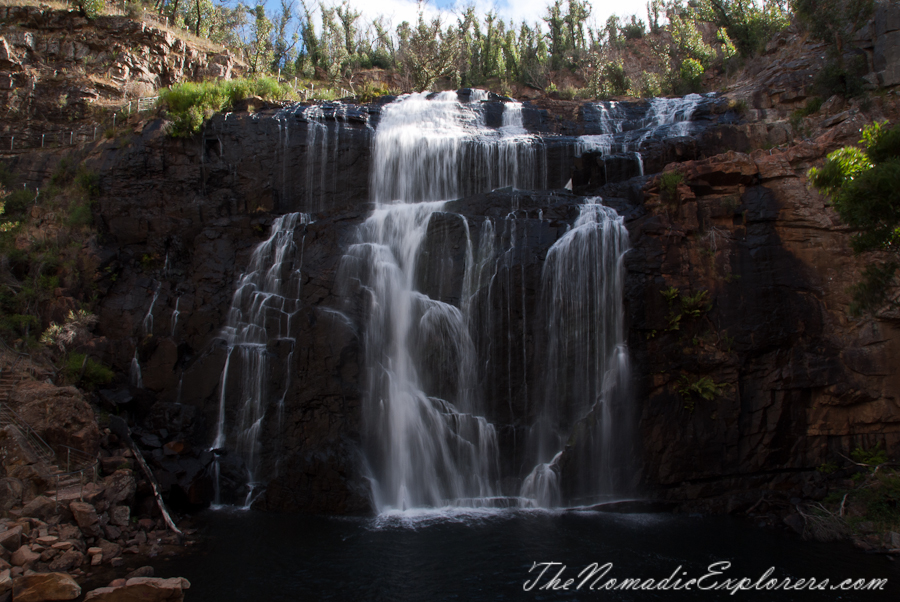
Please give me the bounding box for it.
[155,507,899,601]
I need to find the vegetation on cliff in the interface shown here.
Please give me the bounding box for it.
[93,0,799,100]
[0,157,113,386]
[801,445,900,548]
[808,120,900,314]
[158,76,293,135]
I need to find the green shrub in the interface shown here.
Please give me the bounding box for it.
[65,353,114,389]
[660,170,684,201]
[0,162,13,188]
[808,120,900,314]
[630,72,663,99]
[158,77,294,137]
[813,55,868,99]
[66,201,94,227]
[0,314,38,339]
[660,286,680,304]
[75,0,104,20]
[851,442,889,467]
[621,15,645,39]
[677,374,724,411]
[2,189,35,217]
[355,81,394,104]
[681,289,711,317]
[700,0,791,57]
[557,86,578,100]
[680,58,704,93]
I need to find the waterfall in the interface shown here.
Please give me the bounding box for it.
[371,92,543,204]
[303,105,329,212]
[577,94,704,179]
[345,91,557,511]
[520,200,632,505]
[344,90,641,511]
[142,283,160,335]
[130,350,143,389]
[342,203,499,510]
[211,212,309,507]
[171,296,181,337]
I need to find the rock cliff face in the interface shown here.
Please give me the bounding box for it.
[628,145,900,509]
[76,83,900,514]
[0,6,241,148]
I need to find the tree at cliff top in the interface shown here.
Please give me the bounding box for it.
[808,121,900,315]
[695,0,790,57]
[397,8,459,92]
[131,0,792,97]
[74,0,104,19]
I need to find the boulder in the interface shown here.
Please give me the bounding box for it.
[9,465,51,503]
[10,545,39,567]
[0,479,23,513]
[48,549,84,572]
[68,502,101,537]
[84,577,190,602]
[102,471,136,505]
[96,539,121,562]
[55,524,81,541]
[124,566,154,579]
[100,457,132,475]
[0,526,22,552]
[9,382,101,456]
[0,427,40,470]
[20,495,56,521]
[11,572,80,602]
[0,568,10,594]
[109,505,130,527]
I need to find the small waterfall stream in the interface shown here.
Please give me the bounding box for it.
[577,93,705,183]
[520,200,631,506]
[211,212,309,506]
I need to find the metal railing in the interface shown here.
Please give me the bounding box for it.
[1,96,159,154]
[50,444,100,508]
[0,402,56,466]
[0,371,99,506]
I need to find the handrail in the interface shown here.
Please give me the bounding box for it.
[0,403,56,466]
[53,444,98,473]
[0,372,100,507]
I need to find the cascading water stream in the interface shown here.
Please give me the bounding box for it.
[576,94,705,182]
[520,200,632,506]
[211,212,309,507]
[343,92,558,512]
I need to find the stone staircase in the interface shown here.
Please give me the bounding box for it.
[0,365,98,504]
